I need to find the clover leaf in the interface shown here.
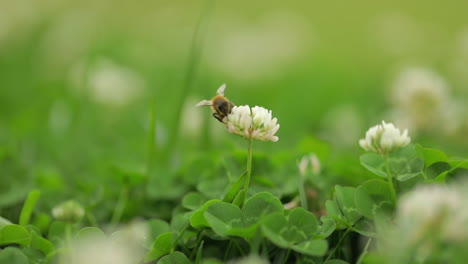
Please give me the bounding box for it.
[203,192,283,239]
[261,208,328,256]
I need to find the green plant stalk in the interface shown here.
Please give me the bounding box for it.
[19,189,41,226]
[233,239,246,256]
[384,155,397,202]
[249,233,262,255]
[242,138,253,206]
[195,240,204,264]
[65,223,72,249]
[190,230,205,260]
[356,237,372,264]
[86,211,98,227]
[282,249,291,264]
[110,188,128,228]
[324,228,351,263]
[298,173,308,210]
[224,240,233,261]
[146,99,157,176]
[164,0,214,161]
[173,224,189,247]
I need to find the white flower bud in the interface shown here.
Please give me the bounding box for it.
[359,121,410,154]
[226,105,280,142]
[310,154,321,174]
[298,154,321,176]
[52,200,85,223]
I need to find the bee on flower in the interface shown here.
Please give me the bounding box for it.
[196,84,280,206]
[196,84,234,123]
[197,84,280,142]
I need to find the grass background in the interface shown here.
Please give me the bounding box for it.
[1,0,467,223]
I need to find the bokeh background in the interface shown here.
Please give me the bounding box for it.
[1,0,467,222]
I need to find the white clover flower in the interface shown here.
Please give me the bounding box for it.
[52,200,85,223]
[228,254,269,264]
[397,184,468,243]
[359,121,410,154]
[389,67,450,133]
[298,154,321,175]
[62,235,144,264]
[391,67,449,110]
[226,105,279,142]
[87,58,144,107]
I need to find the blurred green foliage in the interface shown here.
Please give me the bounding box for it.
[0,0,467,263]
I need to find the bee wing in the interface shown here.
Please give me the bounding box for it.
[216,83,226,96]
[195,100,212,107]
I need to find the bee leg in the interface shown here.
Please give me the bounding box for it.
[212,113,225,123]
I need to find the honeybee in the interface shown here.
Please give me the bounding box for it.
[196,84,235,123]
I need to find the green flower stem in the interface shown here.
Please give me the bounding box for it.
[174,224,189,246]
[324,228,351,263]
[242,138,254,206]
[190,230,205,260]
[282,249,291,264]
[146,99,157,176]
[249,233,262,254]
[356,237,372,264]
[110,188,128,229]
[224,240,233,261]
[384,155,397,203]
[164,0,214,162]
[86,211,98,227]
[298,173,308,210]
[233,239,246,256]
[65,222,72,249]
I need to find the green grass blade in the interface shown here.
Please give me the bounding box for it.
[19,190,41,226]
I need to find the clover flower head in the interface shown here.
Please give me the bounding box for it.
[226,105,279,142]
[298,154,321,175]
[52,200,85,223]
[392,67,449,110]
[359,121,410,154]
[397,184,468,243]
[390,67,451,133]
[61,229,145,264]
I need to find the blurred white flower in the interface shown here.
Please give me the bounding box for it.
[397,184,468,243]
[283,198,299,210]
[52,200,85,223]
[109,220,149,249]
[228,254,269,264]
[298,154,321,176]
[378,182,468,263]
[226,105,279,142]
[87,58,145,107]
[359,121,410,154]
[389,67,450,133]
[63,235,144,264]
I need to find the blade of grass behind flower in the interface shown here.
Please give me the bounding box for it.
[164,0,215,162]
